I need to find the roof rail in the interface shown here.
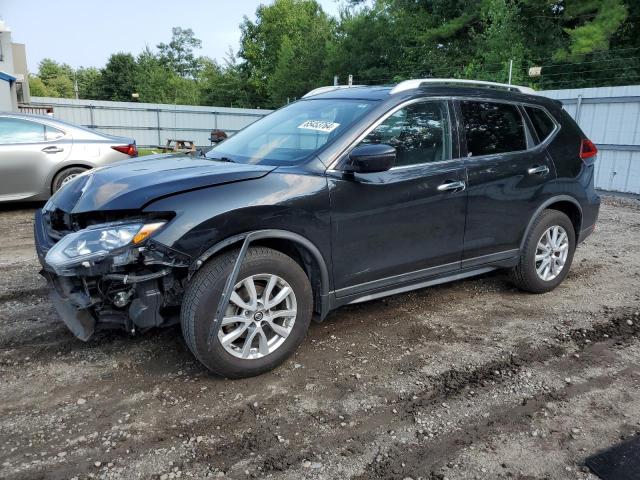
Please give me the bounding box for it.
[302,85,365,98]
[390,78,536,95]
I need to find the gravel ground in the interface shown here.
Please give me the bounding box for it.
[0,196,639,480]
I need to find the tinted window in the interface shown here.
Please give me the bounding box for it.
[360,101,451,167]
[525,106,555,142]
[460,101,526,156]
[0,118,46,144]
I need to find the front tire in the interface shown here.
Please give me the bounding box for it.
[510,209,576,293]
[181,247,313,378]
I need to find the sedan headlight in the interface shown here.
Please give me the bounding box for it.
[45,221,165,275]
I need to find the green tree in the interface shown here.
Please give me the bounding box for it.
[157,27,203,78]
[75,67,103,99]
[239,0,335,107]
[28,75,54,97]
[99,53,138,101]
[555,0,628,61]
[32,58,75,97]
[135,48,176,103]
[200,50,256,108]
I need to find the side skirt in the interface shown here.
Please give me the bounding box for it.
[347,266,496,305]
[325,249,520,314]
[330,266,496,308]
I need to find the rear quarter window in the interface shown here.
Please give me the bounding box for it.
[524,106,556,142]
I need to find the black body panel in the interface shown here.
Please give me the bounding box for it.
[328,160,467,294]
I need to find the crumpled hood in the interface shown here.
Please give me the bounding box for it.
[49,154,275,213]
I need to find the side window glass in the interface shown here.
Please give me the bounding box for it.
[0,118,46,144]
[460,101,526,156]
[45,125,65,141]
[524,106,555,142]
[360,101,451,167]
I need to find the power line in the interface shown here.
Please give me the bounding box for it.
[541,73,640,86]
[536,65,640,78]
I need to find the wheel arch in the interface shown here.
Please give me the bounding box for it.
[192,229,331,318]
[520,195,582,251]
[50,163,93,194]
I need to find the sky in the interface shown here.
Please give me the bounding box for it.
[0,0,344,73]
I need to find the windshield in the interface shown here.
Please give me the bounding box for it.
[206,99,376,165]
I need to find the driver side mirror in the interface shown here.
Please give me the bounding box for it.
[344,144,396,173]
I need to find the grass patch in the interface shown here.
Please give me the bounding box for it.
[137,148,163,156]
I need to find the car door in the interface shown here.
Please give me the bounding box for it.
[456,100,556,266]
[328,99,468,297]
[0,117,69,200]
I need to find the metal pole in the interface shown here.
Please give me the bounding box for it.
[508,59,513,85]
[156,109,161,145]
[575,94,583,123]
[73,71,79,100]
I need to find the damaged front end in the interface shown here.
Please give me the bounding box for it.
[34,207,189,341]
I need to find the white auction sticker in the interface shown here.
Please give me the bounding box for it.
[298,120,340,132]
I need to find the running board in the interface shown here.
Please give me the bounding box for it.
[348,267,496,305]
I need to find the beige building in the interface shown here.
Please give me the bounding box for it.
[0,21,30,111]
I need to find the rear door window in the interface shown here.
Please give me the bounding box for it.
[0,118,46,144]
[524,106,556,142]
[460,101,526,157]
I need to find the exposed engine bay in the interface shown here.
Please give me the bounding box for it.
[35,206,190,340]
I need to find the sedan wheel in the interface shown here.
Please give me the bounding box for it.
[60,173,80,186]
[52,167,89,193]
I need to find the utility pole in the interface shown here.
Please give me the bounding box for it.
[73,71,79,99]
[508,59,513,85]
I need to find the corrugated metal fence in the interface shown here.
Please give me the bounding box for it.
[28,97,271,148]
[30,87,640,194]
[541,85,640,194]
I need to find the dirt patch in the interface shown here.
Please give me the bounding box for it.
[0,196,639,480]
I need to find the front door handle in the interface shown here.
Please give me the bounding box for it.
[437,180,466,192]
[42,146,64,154]
[527,165,549,176]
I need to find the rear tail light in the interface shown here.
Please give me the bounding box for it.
[579,139,597,161]
[111,143,138,157]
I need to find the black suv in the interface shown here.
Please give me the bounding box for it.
[34,79,600,378]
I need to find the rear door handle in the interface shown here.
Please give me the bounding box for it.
[42,146,64,154]
[437,180,466,192]
[527,165,549,176]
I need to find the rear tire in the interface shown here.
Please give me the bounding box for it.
[181,247,313,378]
[510,209,576,293]
[52,167,89,193]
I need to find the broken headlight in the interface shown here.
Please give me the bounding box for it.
[45,221,166,275]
